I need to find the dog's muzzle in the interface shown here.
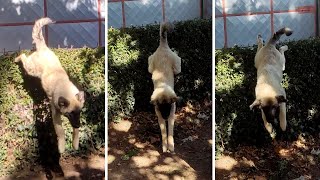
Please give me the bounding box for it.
[65,111,81,128]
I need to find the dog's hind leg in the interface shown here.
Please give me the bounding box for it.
[51,103,66,153]
[279,103,287,131]
[279,45,288,54]
[257,34,264,52]
[155,107,168,152]
[279,45,288,71]
[15,53,39,77]
[168,103,176,153]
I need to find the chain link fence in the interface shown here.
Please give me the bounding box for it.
[0,0,105,55]
[108,0,212,28]
[215,0,316,48]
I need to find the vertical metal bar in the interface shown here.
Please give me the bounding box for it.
[315,0,318,36]
[200,0,203,19]
[122,0,126,28]
[162,0,166,22]
[222,0,227,48]
[270,0,274,35]
[98,0,102,46]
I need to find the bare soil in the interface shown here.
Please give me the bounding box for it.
[0,151,105,180]
[108,101,212,180]
[215,135,320,180]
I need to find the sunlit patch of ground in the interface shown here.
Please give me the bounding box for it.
[108,101,212,180]
[215,134,320,179]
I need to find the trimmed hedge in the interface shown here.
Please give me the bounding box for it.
[216,38,320,155]
[0,48,105,175]
[108,19,212,121]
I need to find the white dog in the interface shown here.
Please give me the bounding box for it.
[15,18,85,153]
[250,27,292,136]
[148,22,181,153]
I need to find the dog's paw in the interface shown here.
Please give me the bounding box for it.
[264,122,273,134]
[168,143,174,153]
[14,54,26,63]
[72,140,79,150]
[257,34,264,44]
[14,56,21,63]
[162,146,168,153]
[279,45,288,53]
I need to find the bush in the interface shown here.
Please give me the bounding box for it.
[215,38,320,155]
[108,19,212,121]
[0,47,105,175]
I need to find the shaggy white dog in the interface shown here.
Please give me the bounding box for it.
[148,22,181,153]
[250,27,292,136]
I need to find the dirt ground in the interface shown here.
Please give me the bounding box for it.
[0,151,105,180]
[108,101,212,180]
[215,134,320,180]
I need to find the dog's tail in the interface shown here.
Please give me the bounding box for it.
[32,17,55,50]
[160,22,173,46]
[150,85,178,119]
[267,27,292,45]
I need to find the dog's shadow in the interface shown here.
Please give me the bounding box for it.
[17,63,64,179]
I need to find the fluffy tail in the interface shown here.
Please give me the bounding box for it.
[267,27,293,45]
[32,17,55,50]
[159,22,173,45]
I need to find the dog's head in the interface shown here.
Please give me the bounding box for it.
[250,95,287,123]
[58,91,85,128]
[57,90,85,150]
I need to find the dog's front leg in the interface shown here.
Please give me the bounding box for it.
[279,103,287,131]
[51,103,66,153]
[261,109,273,135]
[168,103,176,153]
[155,107,168,152]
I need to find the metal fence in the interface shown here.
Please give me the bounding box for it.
[108,0,212,28]
[0,0,105,55]
[215,0,317,48]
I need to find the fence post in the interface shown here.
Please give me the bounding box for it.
[122,0,126,28]
[200,0,204,19]
[316,0,319,36]
[98,0,102,46]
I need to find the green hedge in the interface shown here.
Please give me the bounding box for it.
[0,47,105,175]
[216,38,320,155]
[108,19,212,121]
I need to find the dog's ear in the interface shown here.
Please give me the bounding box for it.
[275,95,287,103]
[150,99,156,105]
[76,91,85,104]
[170,96,178,103]
[249,99,261,110]
[58,96,69,109]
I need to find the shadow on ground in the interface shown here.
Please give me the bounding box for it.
[108,101,212,180]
